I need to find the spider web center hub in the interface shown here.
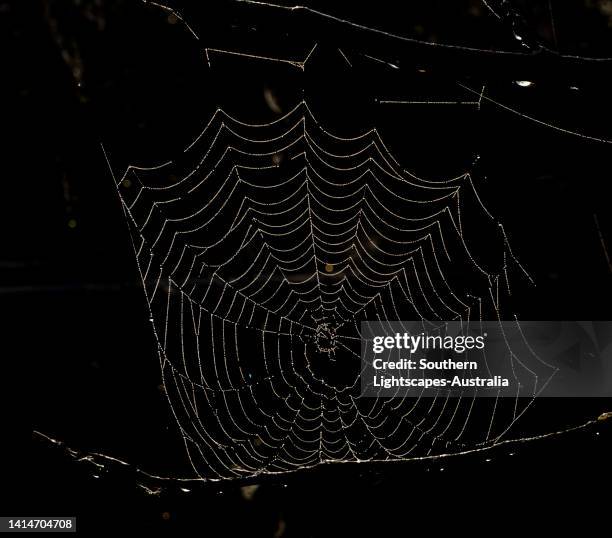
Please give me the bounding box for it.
[315,322,338,354]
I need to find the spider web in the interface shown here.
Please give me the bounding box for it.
[72,0,612,484]
[108,93,554,481]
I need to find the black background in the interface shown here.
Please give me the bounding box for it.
[2,0,612,534]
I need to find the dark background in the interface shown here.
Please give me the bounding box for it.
[2,0,612,534]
